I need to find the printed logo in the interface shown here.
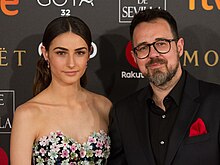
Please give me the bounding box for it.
[189,0,220,10]
[79,0,94,6]
[122,41,144,79]
[0,0,19,16]
[119,0,166,23]
[0,90,15,134]
[37,0,94,7]
[37,0,95,17]
[125,41,138,68]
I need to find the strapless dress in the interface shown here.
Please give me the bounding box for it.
[32,130,110,165]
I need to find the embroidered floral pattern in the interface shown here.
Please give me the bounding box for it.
[32,130,110,165]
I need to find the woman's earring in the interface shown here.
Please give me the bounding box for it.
[46,60,50,68]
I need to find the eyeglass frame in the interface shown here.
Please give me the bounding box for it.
[133,38,178,59]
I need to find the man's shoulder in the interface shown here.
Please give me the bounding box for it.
[198,79,220,94]
[186,70,220,94]
[115,87,147,106]
[187,72,220,96]
[110,87,147,116]
[199,79,220,87]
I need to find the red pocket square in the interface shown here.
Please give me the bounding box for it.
[189,118,207,137]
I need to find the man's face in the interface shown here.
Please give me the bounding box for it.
[131,18,184,87]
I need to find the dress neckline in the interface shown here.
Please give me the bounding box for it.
[34,129,109,145]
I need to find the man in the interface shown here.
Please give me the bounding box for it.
[108,8,220,165]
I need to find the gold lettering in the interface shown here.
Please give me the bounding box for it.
[189,0,213,10]
[14,50,26,66]
[189,0,196,10]
[183,50,199,66]
[202,0,213,10]
[0,48,8,66]
[215,0,220,9]
[204,50,219,66]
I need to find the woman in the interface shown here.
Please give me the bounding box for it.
[10,16,112,164]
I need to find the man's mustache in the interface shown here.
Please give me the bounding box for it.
[145,58,167,67]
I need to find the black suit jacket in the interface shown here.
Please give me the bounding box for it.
[108,71,220,165]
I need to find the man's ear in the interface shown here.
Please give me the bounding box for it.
[131,50,137,64]
[177,38,184,57]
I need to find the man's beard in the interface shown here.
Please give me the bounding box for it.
[144,57,179,87]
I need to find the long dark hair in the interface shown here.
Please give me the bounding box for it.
[33,16,92,96]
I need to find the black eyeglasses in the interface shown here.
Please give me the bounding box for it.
[133,38,177,59]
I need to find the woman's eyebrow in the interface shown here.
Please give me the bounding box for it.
[53,47,68,51]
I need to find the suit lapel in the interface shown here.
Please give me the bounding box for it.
[133,87,156,165]
[165,73,201,165]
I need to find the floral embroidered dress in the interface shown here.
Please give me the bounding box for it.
[32,130,110,165]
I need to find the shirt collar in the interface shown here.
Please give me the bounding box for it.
[146,70,186,106]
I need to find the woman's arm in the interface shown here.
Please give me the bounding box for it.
[10,105,37,165]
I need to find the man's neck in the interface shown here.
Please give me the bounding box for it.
[151,69,182,111]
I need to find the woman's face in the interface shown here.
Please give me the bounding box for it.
[42,32,90,86]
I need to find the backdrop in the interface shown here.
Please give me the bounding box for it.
[1,0,220,163]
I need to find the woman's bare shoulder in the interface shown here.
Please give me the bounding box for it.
[11,98,43,140]
[90,91,111,107]
[87,91,112,116]
[14,95,46,120]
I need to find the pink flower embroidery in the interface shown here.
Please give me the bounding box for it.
[61,150,69,158]
[95,150,103,157]
[96,141,103,148]
[39,148,46,156]
[70,144,77,152]
[80,149,86,158]
[88,137,96,143]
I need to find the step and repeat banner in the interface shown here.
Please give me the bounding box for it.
[1,0,220,163]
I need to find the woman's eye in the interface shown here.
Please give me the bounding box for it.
[56,51,66,55]
[76,51,86,56]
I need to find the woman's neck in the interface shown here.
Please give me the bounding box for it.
[45,80,86,104]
